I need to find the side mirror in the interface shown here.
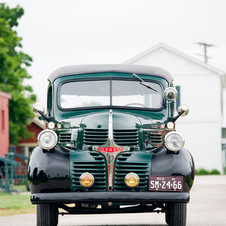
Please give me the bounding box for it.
[33,104,45,117]
[173,105,189,122]
[177,105,189,117]
[164,87,178,101]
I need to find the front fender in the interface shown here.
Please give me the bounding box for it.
[151,147,195,192]
[27,146,70,193]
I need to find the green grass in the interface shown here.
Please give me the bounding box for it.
[0,192,35,216]
[13,185,27,192]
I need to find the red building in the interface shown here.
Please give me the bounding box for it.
[16,118,46,159]
[12,117,46,175]
[0,91,11,157]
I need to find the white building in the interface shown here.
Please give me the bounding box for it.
[124,43,226,173]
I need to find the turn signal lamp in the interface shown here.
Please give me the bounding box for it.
[80,172,94,188]
[48,122,55,129]
[167,122,174,129]
[125,173,139,188]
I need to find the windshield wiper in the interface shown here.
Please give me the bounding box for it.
[133,73,157,92]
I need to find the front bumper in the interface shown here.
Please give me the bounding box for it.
[31,191,190,204]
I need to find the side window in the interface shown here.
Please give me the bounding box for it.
[175,86,181,109]
[47,86,53,117]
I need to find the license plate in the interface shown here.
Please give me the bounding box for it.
[149,176,183,191]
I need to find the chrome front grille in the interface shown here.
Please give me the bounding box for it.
[113,129,138,146]
[59,132,71,143]
[83,129,108,145]
[114,152,150,191]
[150,132,163,144]
[71,151,107,191]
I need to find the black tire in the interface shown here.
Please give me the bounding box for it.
[37,204,58,226]
[165,203,187,226]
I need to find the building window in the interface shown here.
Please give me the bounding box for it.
[221,89,223,115]
[1,109,5,132]
[175,86,181,110]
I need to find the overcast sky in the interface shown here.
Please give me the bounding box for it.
[6,0,226,104]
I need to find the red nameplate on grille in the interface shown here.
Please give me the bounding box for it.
[98,147,123,153]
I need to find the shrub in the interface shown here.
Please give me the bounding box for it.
[209,169,221,175]
[195,168,221,175]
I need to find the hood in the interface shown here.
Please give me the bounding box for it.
[81,111,141,130]
[59,109,167,130]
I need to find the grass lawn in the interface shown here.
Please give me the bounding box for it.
[0,192,35,216]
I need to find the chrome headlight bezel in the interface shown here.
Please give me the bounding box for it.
[37,129,58,150]
[164,131,185,152]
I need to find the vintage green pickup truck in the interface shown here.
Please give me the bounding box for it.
[28,64,194,226]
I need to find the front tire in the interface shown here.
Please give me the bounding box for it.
[37,204,58,226]
[165,203,187,226]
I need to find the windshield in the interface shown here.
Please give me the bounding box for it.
[59,79,163,109]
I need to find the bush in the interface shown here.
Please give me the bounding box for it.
[195,168,221,175]
[209,169,221,175]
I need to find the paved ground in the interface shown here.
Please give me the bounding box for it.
[0,175,226,226]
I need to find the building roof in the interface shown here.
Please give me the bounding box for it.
[30,117,46,130]
[48,64,173,83]
[0,91,11,99]
[124,43,226,87]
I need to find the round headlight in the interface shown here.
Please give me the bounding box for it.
[164,132,185,152]
[37,129,57,150]
[125,173,139,188]
[80,173,94,188]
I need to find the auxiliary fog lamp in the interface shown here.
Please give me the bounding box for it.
[80,172,95,188]
[125,173,140,188]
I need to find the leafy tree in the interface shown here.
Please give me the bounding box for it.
[0,3,36,144]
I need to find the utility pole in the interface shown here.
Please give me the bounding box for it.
[195,42,215,63]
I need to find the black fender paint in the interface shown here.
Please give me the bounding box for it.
[151,147,195,192]
[27,146,70,193]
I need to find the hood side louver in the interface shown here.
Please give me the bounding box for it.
[113,129,138,146]
[59,132,72,143]
[150,132,163,144]
[84,129,108,146]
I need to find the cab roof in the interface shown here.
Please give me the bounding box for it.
[48,64,173,83]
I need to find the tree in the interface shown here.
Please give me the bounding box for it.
[0,3,36,144]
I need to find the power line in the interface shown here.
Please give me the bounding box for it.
[195,42,215,63]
